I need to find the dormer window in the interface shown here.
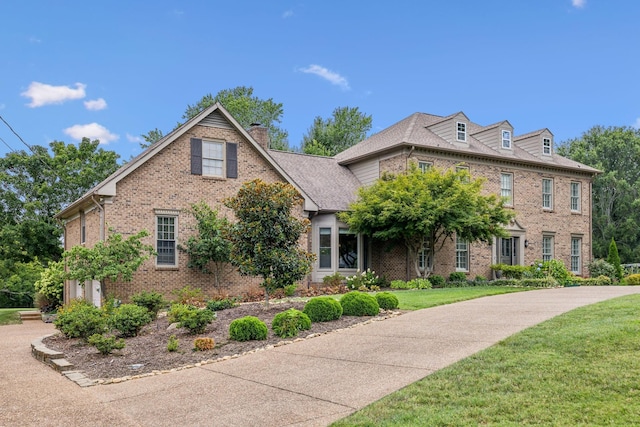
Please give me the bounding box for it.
[502,130,512,149]
[543,138,552,155]
[456,122,466,142]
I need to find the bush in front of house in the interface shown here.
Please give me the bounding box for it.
[193,337,215,351]
[167,334,179,352]
[131,291,166,318]
[303,296,343,322]
[206,297,238,312]
[624,273,640,286]
[448,272,467,282]
[108,303,153,338]
[390,278,432,290]
[587,259,617,282]
[168,303,215,334]
[272,309,312,338]
[88,333,126,355]
[339,291,380,316]
[429,275,446,288]
[376,292,399,310]
[229,316,268,341]
[575,275,613,286]
[54,299,108,340]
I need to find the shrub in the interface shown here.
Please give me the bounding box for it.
[109,304,152,338]
[322,272,344,287]
[625,273,640,286]
[272,309,311,338]
[206,298,237,312]
[168,303,215,334]
[407,278,432,289]
[448,272,467,282]
[167,334,179,352]
[88,334,125,355]
[346,269,379,290]
[284,284,297,297]
[475,275,488,283]
[33,260,64,311]
[390,280,409,289]
[376,292,399,310]
[520,278,558,288]
[492,264,528,279]
[339,291,380,316]
[172,285,206,307]
[303,296,343,322]
[229,316,268,341]
[575,275,613,286]
[193,337,215,351]
[588,259,616,281]
[429,275,445,288]
[54,299,107,340]
[131,291,166,318]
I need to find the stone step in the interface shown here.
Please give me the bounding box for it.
[19,311,42,321]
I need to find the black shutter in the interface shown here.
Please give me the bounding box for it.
[190,138,202,175]
[226,142,238,179]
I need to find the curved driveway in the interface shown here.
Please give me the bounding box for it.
[3,286,639,427]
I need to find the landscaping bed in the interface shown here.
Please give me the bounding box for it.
[42,300,393,381]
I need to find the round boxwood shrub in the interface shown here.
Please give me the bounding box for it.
[303,296,343,322]
[229,316,268,341]
[339,291,380,316]
[375,292,399,310]
[109,303,153,337]
[625,273,640,286]
[272,308,311,338]
[429,275,445,288]
[168,303,215,334]
[54,299,107,340]
[131,291,166,319]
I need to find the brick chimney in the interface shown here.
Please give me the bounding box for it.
[247,123,270,150]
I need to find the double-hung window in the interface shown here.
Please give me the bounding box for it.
[501,173,513,206]
[157,215,177,266]
[570,182,581,212]
[543,138,552,155]
[502,130,512,149]
[571,237,581,274]
[457,122,467,142]
[542,235,554,262]
[542,178,553,209]
[418,238,432,272]
[190,138,238,179]
[455,236,469,271]
[319,228,332,269]
[418,161,432,173]
[202,141,224,177]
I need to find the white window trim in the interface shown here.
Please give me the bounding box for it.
[202,139,226,178]
[501,172,514,206]
[418,161,433,172]
[501,129,512,149]
[543,138,552,156]
[542,235,554,262]
[542,178,553,210]
[155,210,179,268]
[418,237,432,273]
[456,122,467,142]
[318,227,332,270]
[455,236,469,272]
[571,237,582,274]
[570,182,581,212]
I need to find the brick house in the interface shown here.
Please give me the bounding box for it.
[56,105,598,305]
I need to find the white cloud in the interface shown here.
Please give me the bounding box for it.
[299,64,350,90]
[282,10,293,18]
[64,123,118,144]
[572,0,586,8]
[28,36,42,43]
[21,82,86,107]
[633,118,640,129]
[84,98,107,111]
[126,133,143,143]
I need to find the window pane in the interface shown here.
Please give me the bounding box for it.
[571,238,581,273]
[202,141,224,176]
[338,228,358,269]
[456,237,468,270]
[319,228,331,269]
[157,216,176,265]
[501,173,512,205]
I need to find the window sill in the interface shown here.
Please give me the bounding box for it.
[542,208,554,213]
[155,266,179,271]
[571,211,582,215]
[201,175,227,181]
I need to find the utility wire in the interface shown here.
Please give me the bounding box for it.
[0,135,17,153]
[0,114,51,170]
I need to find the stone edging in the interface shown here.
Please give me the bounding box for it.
[32,310,402,387]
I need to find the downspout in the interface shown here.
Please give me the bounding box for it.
[90,195,105,241]
[307,211,317,289]
[589,178,594,275]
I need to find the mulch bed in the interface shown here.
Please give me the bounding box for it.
[43,300,395,381]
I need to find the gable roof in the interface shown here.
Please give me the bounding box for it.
[56,103,318,219]
[269,151,361,212]
[334,112,600,174]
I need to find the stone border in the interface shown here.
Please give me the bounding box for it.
[32,310,402,387]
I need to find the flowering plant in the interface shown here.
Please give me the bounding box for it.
[345,269,379,290]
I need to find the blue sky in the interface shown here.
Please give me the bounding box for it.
[2,0,639,161]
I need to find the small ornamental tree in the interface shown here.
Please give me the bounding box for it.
[224,179,314,304]
[179,202,232,287]
[340,165,515,278]
[607,238,623,281]
[63,230,156,299]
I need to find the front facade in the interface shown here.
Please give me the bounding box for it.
[56,106,598,304]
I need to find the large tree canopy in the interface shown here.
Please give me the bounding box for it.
[557,126,640,262]
[0,138,120,262]
[141,86,290,150]
[301,106,372,156]
[339,166,514,278]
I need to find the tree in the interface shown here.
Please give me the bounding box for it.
[63,230,155,300]
[607,238,623,281]
[0,138,120,263]
[139,128,164,149]
[558,126,640,262]
[178,202,232,287]
[339,166,515,278]
[224,179,314,303]
[301,106,372,156]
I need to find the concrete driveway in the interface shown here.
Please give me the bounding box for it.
[3,286,639,427]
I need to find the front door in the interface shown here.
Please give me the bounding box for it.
[499,237,519,265]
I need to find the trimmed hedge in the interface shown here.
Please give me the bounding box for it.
[624,273,640,286]
[54,299,107,340]
[376,292,399,310]
[272,309,311,338]
[339,291,380,316]
[229,316,268,341]
[109,303,153,337]
[303,296,343,322]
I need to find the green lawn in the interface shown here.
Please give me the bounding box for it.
[0,308,37,325]
[390,286,529,310]
[332,294,640,426]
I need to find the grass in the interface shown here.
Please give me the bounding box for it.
[0,308,37,325]
[390,286,530,310]
[332,294,640,426]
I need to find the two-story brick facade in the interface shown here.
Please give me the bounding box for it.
[56,105,598,304]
